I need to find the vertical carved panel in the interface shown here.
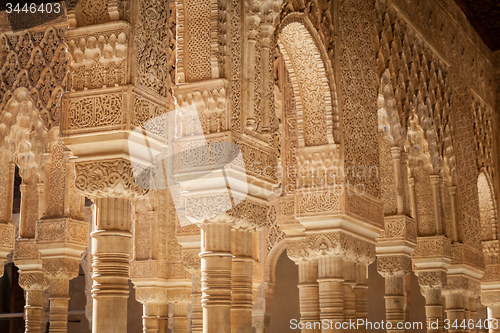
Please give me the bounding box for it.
[184,0,212,81]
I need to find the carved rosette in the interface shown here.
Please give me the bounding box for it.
[183,249,201,274]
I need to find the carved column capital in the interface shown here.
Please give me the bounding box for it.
[42,258,80,280]
[306,231,376,265]
[417,270,448,290]
[74,159,149,199]
[19,271,50,291]
[481,289,500,307]
[135,286,168,305]
[167,287,191,304]
[442,275,481,297]
[377,256,412,277]
[286,237,313,263]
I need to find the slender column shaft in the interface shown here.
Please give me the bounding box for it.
[172,303,189,333]
[354,264,368,333]
[449,187,458,243]
[158,303,169,333]
[201,222,233,333]
[191,270,203,333]
[463,297,471,333]
[46,277,72,333]
[244,21,257,130]
[429,176,443,234]
[425,288,444,333]
[390,147,404,214]
[469,297,477,333]
[342,260,356,333]
[143,303,159,333]
[317,256,343,333]
[408,178,417,221]
[25,289,44,333]
[298,260,320,333]
[489,305,500,333]
[92,197,132,333]
[261,30,271,133]
[445,293,466,333]
[384,275,405,333]
[231,229,253,333]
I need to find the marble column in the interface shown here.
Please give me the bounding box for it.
[423,287,445,333]
[377,256,412,333]
[158,303,169,333]
[91,196,133,333]
[172,302,189,333]
[342,259,356,333]
[354,263,368,333]
[444,291,466,333]
[231,228,254,333]
[18,271,49,332]
[44,264,80,333]
[317,256,343,333]
[200,214,234,333]
[298,260,320,333]
[191,270,203,333]
[481,290,500,333]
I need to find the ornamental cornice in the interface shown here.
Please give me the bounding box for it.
[36,218,88,248]
[377,215,417,243]
[450,243,484,270]
[412,235,452,259]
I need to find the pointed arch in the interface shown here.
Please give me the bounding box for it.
[276,15,337,147]
[477,170,498,242]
